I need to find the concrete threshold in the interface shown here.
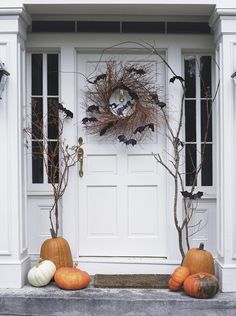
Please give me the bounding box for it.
[0,283,236,316]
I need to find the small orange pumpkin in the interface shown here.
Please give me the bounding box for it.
[183,272,219,298]
[182,243,215,275]
[168,266,190,291]
[54,267,91,290]
[168,277,182,291]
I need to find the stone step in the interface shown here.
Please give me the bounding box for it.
[0,284,236,316]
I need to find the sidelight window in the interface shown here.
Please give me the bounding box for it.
[184,54,213,188]
[30,53,59,185]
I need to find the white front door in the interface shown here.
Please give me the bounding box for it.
[77,52,167,258]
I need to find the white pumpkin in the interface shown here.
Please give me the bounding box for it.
[27,258,56,287]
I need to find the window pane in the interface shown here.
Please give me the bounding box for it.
[167,22,210,34]
[48,98,59,139]
[200,56,212,98]
[185,100,196,142]
[201,100,212,142]
[32,21,75,32]
[201,144,213,186]
[184,56,196,98]
[185,144,197,186]
[122,21,165,33]
[47,54,58,96]
[32,141,44,183]
[77,21,121,33]
[32,97,43,139]
[32,54,43,95]
[48,141,59,183]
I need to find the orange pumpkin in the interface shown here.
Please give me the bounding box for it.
[184,272,219,298]
[171,266,190,284]
[168,277,182,291]
[182,243,215,275]
[168,266,190,291]
[40,237,73,270]
[54,267,91,290]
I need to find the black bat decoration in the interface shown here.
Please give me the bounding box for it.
[158,102,166,109]
[125,139,137,146]
[82,117,98,124]
[193,191,204,199]
[118,135,127,142]
[56,102,73,118]
[134,123,155,134]
[64,109,73,118]
[126,67,146,76]
[134,126,146,134]
[87,105,100,113]
[88,73,107,84]
[118,135,137,146]
[175,137,184,148]
[181,191,204,200]
[147,123,154,132]
[169,76,185,84]
[100,121,117,136]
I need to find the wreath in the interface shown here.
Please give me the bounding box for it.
[82,61,166,146]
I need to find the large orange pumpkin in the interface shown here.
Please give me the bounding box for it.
[40,237,73,270]
[183,272,219,298]
[182,243,215,275]
[168,266,190,291]
[54,267,91,290]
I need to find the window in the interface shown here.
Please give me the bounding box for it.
[32,20,211,34]
[184,54,213,188]
[31,53,59,184]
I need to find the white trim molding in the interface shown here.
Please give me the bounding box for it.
[215,260,236,292]
[212,9,236,291]
[0,257,31,289]
[0,12,31,288]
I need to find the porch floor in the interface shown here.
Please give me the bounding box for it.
[0,281,236,316]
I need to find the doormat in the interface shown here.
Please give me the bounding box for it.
[93,274,170,289]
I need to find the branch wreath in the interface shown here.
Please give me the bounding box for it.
[82,61,167,145]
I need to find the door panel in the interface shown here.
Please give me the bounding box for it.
[77,52,167,257]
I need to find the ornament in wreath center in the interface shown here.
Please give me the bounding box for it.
[82,61,166,146]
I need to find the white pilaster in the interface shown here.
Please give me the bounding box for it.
[210,9,236,292]
[60,44,78,259]
[0,6,31,288]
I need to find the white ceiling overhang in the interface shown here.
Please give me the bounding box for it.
[23,2,215,19]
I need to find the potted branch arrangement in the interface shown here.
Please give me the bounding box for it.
[25,99,83,269]
[151,50,218,260]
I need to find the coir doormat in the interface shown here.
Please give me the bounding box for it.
[93,274,170,289]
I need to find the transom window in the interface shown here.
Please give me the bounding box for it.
[31,53,59,184]
[184,54,213,188]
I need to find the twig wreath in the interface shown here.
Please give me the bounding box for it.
[82,61,166,146]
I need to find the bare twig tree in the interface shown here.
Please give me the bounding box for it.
[24,99,83,238]
[153,59,219,259]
